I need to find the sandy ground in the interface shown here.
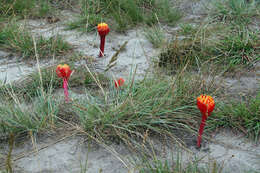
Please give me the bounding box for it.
[0,129,259,173]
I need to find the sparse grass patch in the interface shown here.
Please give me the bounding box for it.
[66,0,102,32]
[0,0,53,18]
[138,156,221,173]
[209,0,260,25]
[67,0,182,32]
[0,65,109,100]
[144,25,166,48]
[159,23,260,72]
[158,37,205,70]
[0,0,36,17]
[0,22,71,59]
[178,24,198,36]
[213,27,260,66]
[209,92,260,142]
[0,90,59,135]
[71,73,217,146]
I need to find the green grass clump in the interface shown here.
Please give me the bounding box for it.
[71,74,216,145]
[210,0,260,25]
[0,0,53,18]
[0,22,71,59]
[214,28,260,66]
[0,65,109,138]
[66,0,101,32]
[158,37,205,70]
[67,0,182,32]
[159,24,259,71]
[144,25,166,48]
[139,157,222,173]
[0,0,36,17]
[178,24,198,36]
[210,92,260,142]
[0,90,59,135]
[0,65,108,100]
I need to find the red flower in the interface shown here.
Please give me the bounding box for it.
[56,64,72,103]
[97,23,110,36]
[196,94,215,148]
[197,94,215,116]
[97,23,110,57]
[56,64,72,80]
[115,78,125,88]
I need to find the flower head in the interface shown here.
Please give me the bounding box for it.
[197,94,215,116]
[115,78,125,88]
[97,23,110,36]
[56,64,72,80]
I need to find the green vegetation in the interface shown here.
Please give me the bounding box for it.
[210,0,260,25]
[0,22,71,59]
[0,71,215,139]
[159,22,259,72]
[0,69,259,171]
[67,0,182,32]
[178,24,198,36]
[210,92,260,142]
[139,156,221,173]
[144,25,166,48]
[0,65,109,100]
[73,74,208,139]
[0,90,59,134]
[0,0,53,18]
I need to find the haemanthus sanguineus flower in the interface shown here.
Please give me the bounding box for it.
[97,23,110,57]
[114,78,125,88]
[56,64,72,102]
[196,94,215,148]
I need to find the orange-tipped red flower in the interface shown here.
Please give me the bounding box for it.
[196,94,215,148]
[115,78,125,88]
[197,95,215,116]
[56,64,72,80]
[97,23,110,36]
[56,64,72,102]
[97,23,110,57]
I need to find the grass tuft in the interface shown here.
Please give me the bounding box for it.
[0,0,53,18]
[0,65,108,100]
[144,25,166,48]
[71,73,217,145]
[138,152,223,173]
[0,90,59,135]
[159,24,259,72]
[209,92,260,142]
[67,0,182,32]
[209,0,260,25]
[0,21,71,59]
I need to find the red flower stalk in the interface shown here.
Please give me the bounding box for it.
[97,23,110,57]
[115,78,125,88]
[56,64,72,102]
[196,94,215,148]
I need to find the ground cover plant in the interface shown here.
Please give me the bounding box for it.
[158,0,260,72]
[0,0,54,18]
[0,65,108,100]
[159,23,260,72]
[0,22,71,59]
[210,92,260,142]
[67,0,182,32]
[209,0,260,25]
[0,70,215,139]
[138,155,223,173]
[1,66,259,172]
[144,25,166,48]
